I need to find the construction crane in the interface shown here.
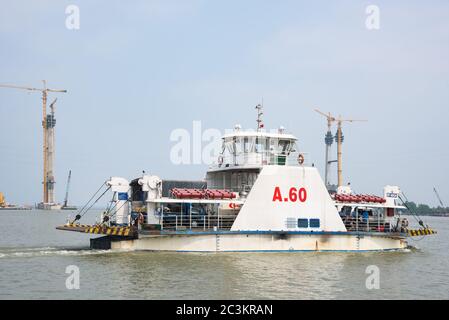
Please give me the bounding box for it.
[61,170,77,210]
[314,109,336,187]
[0,81,67,208]
[63,170,72,207]
[433,187,445,207]
[0,192,5,207]
[315,109,367,188]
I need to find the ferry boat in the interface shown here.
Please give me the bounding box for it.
[57,108,436,252]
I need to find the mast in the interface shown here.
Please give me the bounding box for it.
[255,104,264,132]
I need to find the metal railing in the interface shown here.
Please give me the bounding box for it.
[341,216,403,233]
[212,151,310,168]
[161,214,237,232]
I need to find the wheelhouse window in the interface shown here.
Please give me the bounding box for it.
[235,137,243,154]
[278,139,293,155]
[255,137,267,153]
[225,140,235,155]
[217,133,298,167]
[243,137,249,153]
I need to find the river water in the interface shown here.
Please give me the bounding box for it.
[0,209,447,299]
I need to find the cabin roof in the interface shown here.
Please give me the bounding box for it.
[222,130,297,141]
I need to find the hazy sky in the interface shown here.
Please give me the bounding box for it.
[1,0,448,207]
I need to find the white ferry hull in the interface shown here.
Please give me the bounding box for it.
[110,233,408,252]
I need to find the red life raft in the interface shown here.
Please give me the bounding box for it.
[171,188,235,200]
[334,193,386,204]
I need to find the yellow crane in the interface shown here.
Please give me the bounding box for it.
[0,192,5,207]
[0,81,67,206]
[315,109,367,188]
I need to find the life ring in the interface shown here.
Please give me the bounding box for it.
[297,153,305,165]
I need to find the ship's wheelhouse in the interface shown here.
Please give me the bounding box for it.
[217,130,299,168]
[206,128,301,195]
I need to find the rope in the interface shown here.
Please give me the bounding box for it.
[103,187,133,222]
[72,182,107,220]
[72,185,111,223]
[105,191,123,216]
[104,191,116,214]
[398,193,430,242]
[108,197,131,221]
[399,193,427,228]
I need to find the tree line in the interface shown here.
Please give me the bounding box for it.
[403,201,449,216]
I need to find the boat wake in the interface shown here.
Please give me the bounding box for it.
[405,244,421,252]
[0,246,133,258]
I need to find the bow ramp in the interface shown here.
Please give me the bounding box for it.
[56,223,137,238]
[408,228,437,237]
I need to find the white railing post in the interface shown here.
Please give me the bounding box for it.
[161,205,164,230]
[378,211,380,231]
